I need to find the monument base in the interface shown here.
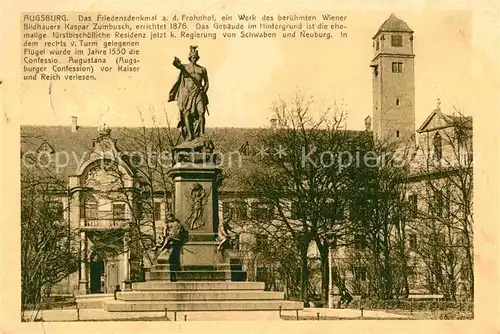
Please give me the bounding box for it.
[101,281,303,312]
[87,137,304,313]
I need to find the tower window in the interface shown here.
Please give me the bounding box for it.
[396,130,400,138]
[396,98,400,105]
[392,62,403,73]
[376,39,379,50]
[391,35,403,47]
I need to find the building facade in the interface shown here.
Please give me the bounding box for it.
[20,14,473,299]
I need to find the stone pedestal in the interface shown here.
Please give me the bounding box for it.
[168,140,224,269]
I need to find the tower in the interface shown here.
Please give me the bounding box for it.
[371,13,415,142]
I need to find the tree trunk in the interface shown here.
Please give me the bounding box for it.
[462,219,474,299]
[316,241,329,307]
[382,230,393,299]
[300,246,309,304]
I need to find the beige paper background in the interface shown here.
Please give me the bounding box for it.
[2,0,499,333]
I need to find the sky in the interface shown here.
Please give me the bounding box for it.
[11,9,496,131]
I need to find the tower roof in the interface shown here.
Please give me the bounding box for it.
[373,13,413,38]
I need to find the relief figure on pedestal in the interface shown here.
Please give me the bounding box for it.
[186,183,208,230]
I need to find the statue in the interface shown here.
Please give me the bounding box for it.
[168,46,209,142]
[217,216,238,252]
[154,212,187,279]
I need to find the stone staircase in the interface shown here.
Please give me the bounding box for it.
[100,257,303,312]
[103,281,303,312]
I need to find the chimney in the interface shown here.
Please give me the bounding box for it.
[71,116,78,133]
[270,118,277,129]
[364,116,372,131]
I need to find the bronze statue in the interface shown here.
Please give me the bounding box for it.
[168,46,209,141]
[217,216,238,252]
[154,212,186,271]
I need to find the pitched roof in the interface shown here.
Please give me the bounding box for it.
[20,126,369,192]
[416,109,472,133]
[373,13,413,38]
[20,126,278,191]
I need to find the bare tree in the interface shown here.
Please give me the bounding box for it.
[345,138,414,300]
[241,92,361,304]
[21,171,79,321]
[412,109,473,300]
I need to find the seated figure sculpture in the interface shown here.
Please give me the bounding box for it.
[217,216,238,252]
[154,212,187,280]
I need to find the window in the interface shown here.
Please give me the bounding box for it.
[409,266,418,280]
[391,34,403,47]
[223,201,247,220]
[85,198,98,220]
[434,190,444,217]
[354,267,367,281]
[396,130,400,138]
[436,232,446,247]
[354,235,367,250]
[331,268,339,283]
[36,141,55,166]
[409,194,418,218]
[349,204,362,222]
[256,234,269,250]
[433,132,443,160]
[460,267,469,280]
[376,39,380,50]
[233,201,248,220]
[49,201,64,221]
[322,202,344,220]
[239,141,251,156]
[291,201,307,220]
[392,62,403,73]
[251,202,273,220]
[256,267,268,282]
[154,202,162,221]
[396,98,399,105]
[408,233,417,249]
[113,203,126,220]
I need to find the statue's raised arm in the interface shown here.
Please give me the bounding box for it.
[173,56,183,70]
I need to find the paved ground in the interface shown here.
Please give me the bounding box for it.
[23,307,408,321]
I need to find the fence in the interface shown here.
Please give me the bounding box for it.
[348,299,473,313]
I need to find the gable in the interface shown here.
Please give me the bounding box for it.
[417,111,452,133]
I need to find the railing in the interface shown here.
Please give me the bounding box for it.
[81,218,129,229]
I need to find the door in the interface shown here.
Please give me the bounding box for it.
[90,259,104,293]
[106,260,120,293]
